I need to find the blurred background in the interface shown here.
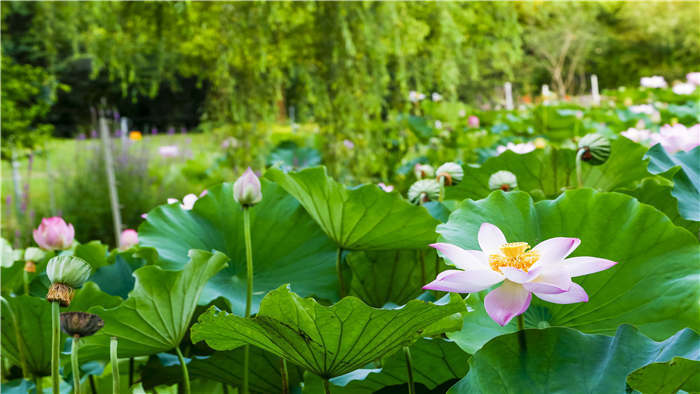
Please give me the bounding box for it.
[2,1,699,247]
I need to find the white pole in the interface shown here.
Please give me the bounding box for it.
[120,117,128,139]
[504,82,514,110]
[10,151,22,216]
[99,113,123,247]
[591,74,600,106]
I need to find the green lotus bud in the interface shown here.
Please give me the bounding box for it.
[436,162,464,186]
[408,179,441,204]
[46,255,91,306]
[488,171,518,191]
[577,134,611,165]
[414,164,435,180]
[233,167,263,207]
[60,312,104,338]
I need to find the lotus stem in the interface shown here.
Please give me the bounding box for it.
[110,337,119,394]
[517,315,527,351]
[243,206,254,394]
[280,358,289,394]
[438,175,445,202]
[51,301,60,393]
[175,346,190,394]
[35,376,43,393]
[0,297,28,379]
[336,248,345,298]
[23,270,30,295]
[403,346,415,394]
[575,149,585,188]
[128,358,133,387]
[89,375,97,394]
[72,335,81,394]
[323,379,332,394]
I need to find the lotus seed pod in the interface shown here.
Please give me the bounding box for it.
[436,162,464,186]
[408,179,441,204]
[60,312,104,338]
[577,134,611,165]
[413,164,435,180]
[233,167,263,207]
[24,261,36,273]
[488,171,518,191]
[46,255,91,287]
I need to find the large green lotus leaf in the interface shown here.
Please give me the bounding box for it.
[626,356,700,393]
[646,144,700,221]
[619,176,700,234]
[0,295,52,376]
[78,250,228,361]
[74,241,109,270]
[448,325,700,394]
[446,138,649,201]
[67,281,123,312]
[266,167,440,250]
[139,180,338,314]
[1,260,25,296]
[141,348,305,394]
[306,338,469,393]
[347,248,443,308]
[437,190,699,341]
[191,285,466,379]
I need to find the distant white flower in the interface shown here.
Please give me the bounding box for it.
[621,128,653,144]
[378,183,394,192]
[168,193,199,210]
[651,124,700,153]
[343,139,355,149]
[640,76,667,88]
[459,109,467,118]
[158,145,180,158]
[409,91,426,103]
[432,92,443,102]
[672,83,696,95]
[434,120,443,129]
[687,72,700,86]
[628,104,656,115]
[497,142,536,155]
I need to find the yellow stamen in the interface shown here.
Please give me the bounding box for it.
[489,242,540,272]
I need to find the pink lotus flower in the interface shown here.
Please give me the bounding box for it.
[468,115,480,128]
[233,167,262,206]
[158,145,180,158]
[621,128,653,144]
[672,83,696,95]
[343,139,355,149]
[496,142,536,155]
[651,124,700,153]
[167,193,199,210]
[33,217,75,251]
[378,183,394,192]
[423,223,616,326]
[119,229,139,250]
[687,72,700,86]
[628,104,655,115]
[408,91,426,102]
[640,76,667,88]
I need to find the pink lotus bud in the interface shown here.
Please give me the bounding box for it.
[119,229,139,250]
[468,115,480,128]
[378,183,394,192]
[233,167,262,207]
[33,217,75,251]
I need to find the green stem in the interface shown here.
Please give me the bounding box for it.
[72,336,81,394]
[517,315,524,331]
[1,297,28,379]
[35,376,43,394]
[110,337,119,394]
[323,379,332,394]
[128,358,133,387]
[174,346,190,394]
[243,207,254,394]
[403,346,415,394]
[280,358,289,394]
[89,375,97,394]
[517,315,527,351]
[336,247,345,298]
[575,149,584,188]
[438,175,445,202]
[51,301,60,394]
[23,269,30,295]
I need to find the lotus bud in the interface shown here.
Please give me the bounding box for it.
[408,179,441,204]
[46,255,92,306]
[577,134,611,165]
[436,162,464,186]
[414,164,435,180]
[24,247,45,270]
[468,115,480,128]
[489,171,518,191]
[233,167,263,207]
[60,312,104,338]
[119,229,139,251]
[32,217,75,251]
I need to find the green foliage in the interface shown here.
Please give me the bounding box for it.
[626,357,700,394]
[646,144,700,221]
[448,325,700,393]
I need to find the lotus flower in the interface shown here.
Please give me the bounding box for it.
[343,139,355,149]
[119,229,139,250]
[233,167,262,206]
[496,142,536,155]
[158,145,179,158]
[168,193,199,210]
[33,217,75,251]
[468,115,480,128]
[432,92,443,102]
[672,83,696,95]
[408,91,426,103]
[628,104,655,115]
[651,124,700,153]
[378,183,394,192]
[687,72,700,86]
[640,76,667,88]
[423,223,616,326]
[621,128,653,144]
